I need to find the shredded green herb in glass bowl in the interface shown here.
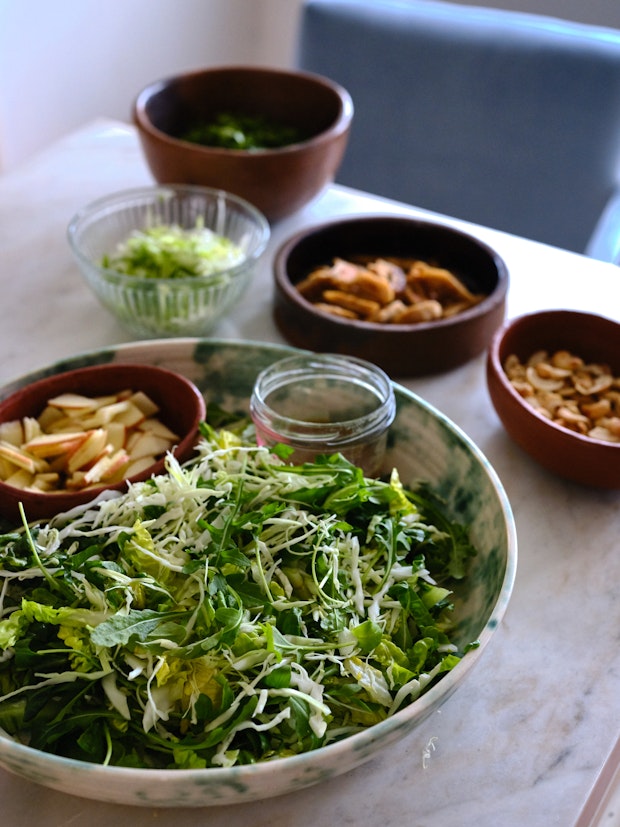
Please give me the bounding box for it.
[101,220,245,280]
[0,413,477,770]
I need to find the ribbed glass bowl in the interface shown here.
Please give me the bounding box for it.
[67,185,270,338]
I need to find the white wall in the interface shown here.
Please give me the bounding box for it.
[1,0,619,173]
[0,0,304,172]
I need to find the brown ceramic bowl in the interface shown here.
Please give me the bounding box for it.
[486,309,620,488]
[133,65,353,222]
[273,215,509,377]
[0,363,206,523]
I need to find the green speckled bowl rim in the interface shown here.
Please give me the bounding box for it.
[0,337,517,807]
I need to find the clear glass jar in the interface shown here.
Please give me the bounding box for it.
[249,353,396,476]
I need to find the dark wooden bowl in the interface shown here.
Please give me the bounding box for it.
[133,65,353,222]
[273,215,509,377]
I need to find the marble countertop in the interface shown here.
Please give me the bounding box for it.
[0,119,619,827]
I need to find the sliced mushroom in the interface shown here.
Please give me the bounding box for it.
[321,289,381,318]
[313,302,358,319]
[371,299,408,323]
[367,258,407,294]
[396,299,443,323]
[295,255,482,325]
[407,261,479,304]
[344,270,395,305]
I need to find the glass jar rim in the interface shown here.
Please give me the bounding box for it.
[250,353,396,448]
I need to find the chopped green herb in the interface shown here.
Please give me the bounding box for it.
[0,420,477,769]
[182,112,304,150]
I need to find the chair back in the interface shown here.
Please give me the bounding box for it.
[298,0,620,253]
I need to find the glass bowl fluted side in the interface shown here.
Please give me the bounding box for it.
[67,185,270,338]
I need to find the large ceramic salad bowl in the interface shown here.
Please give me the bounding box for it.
[0,338,516,807]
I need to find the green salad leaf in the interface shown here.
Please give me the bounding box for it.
[0,421,478,769]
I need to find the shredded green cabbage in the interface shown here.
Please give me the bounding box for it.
[101,220,245,279]
[0,417,477,769]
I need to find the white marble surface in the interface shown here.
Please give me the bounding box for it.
[0,119,619,827]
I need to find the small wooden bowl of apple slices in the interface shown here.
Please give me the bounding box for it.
[0,363,206,523]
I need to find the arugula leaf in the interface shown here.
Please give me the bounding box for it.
[90,609,187,647]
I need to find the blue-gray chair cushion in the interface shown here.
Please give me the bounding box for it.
[298,0,620,259]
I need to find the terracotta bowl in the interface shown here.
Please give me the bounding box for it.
[133,65,353,222]
[0,363,206,523]
[486,309,620,488]
[273,215,509,377]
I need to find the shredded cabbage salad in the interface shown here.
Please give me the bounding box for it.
[0,414,477,769]
[101,220,245,280]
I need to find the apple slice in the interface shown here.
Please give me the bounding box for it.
[0,455,16,478]
[0,419,24,447]
[99,449,132,482]
[44,414,83,434]
[139,418,179,441]
[128,391,160,418]
[30,472,60,492]
[47,393,101,414]
[113,401,147,429]
[128,431,173,461]
[5,467,35,489]
[22,416,43,443]
[93,393,124,407]
[124,455,159,478]
[66,429,110,473]
[105,420,127,452]
[77,400,132,429]
[65,470,88,490]
[37,405,65,431]
[1,384,179,495]
[83,449,130,486]
[24,431,88,458]
[0,441,39,473]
